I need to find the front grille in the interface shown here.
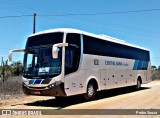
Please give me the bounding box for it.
[27,86,47,90]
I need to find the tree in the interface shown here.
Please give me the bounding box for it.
[0,59,23,77]
[158,66,160,71]
[151,66,157,71]
[0,58,12,82]
[10,61,23,76]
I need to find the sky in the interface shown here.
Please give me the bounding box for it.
[0,0,160,67]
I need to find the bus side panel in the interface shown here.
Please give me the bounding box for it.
[126,70,136,86]
[64,70,86,96]
[147,61,152,83]
[142,70,148,84]
[117,70,127,88]
[85,69,101,90]
[100,69,106,90]
[136,70,151,85]
[142,70,152,84]
[106,70,118,89]
[138,60,152,84]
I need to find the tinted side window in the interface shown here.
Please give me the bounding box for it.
[65,33,81,75]
[83,35,149,61]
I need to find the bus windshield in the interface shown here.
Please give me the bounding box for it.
[23,32,63,78]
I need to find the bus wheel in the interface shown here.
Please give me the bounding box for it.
[136,79,141,90]
[84,83,96,101]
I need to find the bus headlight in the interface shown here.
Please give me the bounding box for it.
[48,83,55,89]
[47,81,62,89]
[55,81,62,86]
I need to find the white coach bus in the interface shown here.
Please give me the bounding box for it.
[9,28,151,100]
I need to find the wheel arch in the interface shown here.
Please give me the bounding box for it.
[86,76,99,91]
[137,74,142,84]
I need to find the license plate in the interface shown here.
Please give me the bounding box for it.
[34,91,41,94]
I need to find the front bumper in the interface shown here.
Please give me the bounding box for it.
[23,83,66,97]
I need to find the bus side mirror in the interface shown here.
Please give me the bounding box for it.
[8,51,13,61]
[52,46,59,59]
[8,49,25,61]
[52,43,68,59]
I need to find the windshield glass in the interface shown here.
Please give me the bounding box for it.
[23,32,63,78]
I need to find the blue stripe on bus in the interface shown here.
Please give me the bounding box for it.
[29,79,35,84]
[34,79,42,84]
[137,60,143,70]
[29,79,51,85]
[133,60,149,70]
[133,60,139,70]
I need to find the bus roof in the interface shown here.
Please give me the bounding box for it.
[29,28,149,51]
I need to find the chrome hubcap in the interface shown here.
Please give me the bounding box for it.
[137,80,141,89]
[88,85,94,97]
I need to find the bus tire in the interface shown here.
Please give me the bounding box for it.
[84,82,96,101]
[135,78,141,90]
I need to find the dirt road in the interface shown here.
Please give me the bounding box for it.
[0,80,160,118]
